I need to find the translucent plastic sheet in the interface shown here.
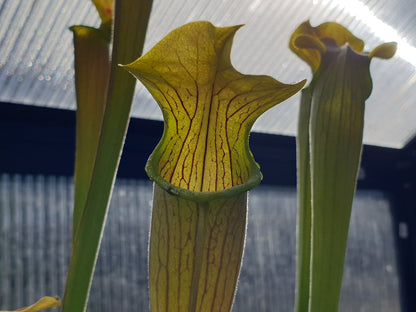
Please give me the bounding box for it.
[0,174,400,311]
[0,0,415,148]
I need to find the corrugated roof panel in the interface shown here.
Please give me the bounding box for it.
[0,0,415,148]
[0,174,400,310]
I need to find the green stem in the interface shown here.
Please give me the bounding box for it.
[294,88,312,312]
[149,184,247,312]
[308,48,366,312]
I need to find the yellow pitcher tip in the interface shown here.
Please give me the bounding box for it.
[0,296,61,312]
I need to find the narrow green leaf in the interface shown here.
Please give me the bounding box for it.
[62,1,153,312]
[123,21,305,311]
[308,44,371,312]
[294,87,312,312]
[70,25,110,242]
[290,21,396,312]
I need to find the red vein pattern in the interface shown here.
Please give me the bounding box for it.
[149,184,247,312]
[124,21,305,192]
